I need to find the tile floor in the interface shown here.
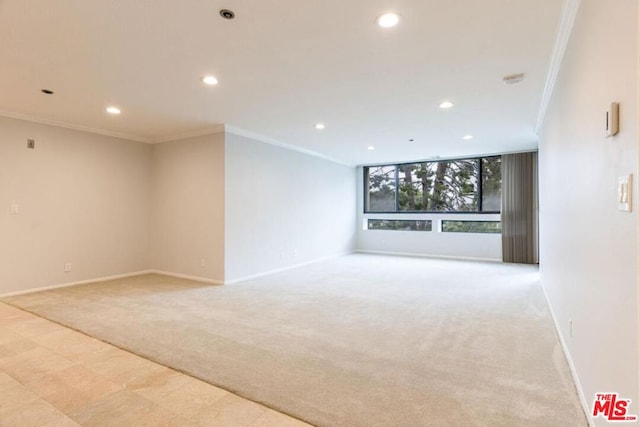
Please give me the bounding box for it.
[0,302,309,427]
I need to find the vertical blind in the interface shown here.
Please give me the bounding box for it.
[501,152,539,264]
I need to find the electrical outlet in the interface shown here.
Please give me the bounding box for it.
[64,263,72,272]
[10,204,19,214]
[293,249,299,258]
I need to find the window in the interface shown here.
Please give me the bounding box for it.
[365,166,396,212]
[481,157,502,211]
[441,220,501,234]
[364,156,501,213]
[368,219,432,231]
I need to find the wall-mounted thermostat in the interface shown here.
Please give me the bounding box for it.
[606,102,619,137]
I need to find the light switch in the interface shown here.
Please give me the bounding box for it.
[618,174,632,212]
[10,203,19,214]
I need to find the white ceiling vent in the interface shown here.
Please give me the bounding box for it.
[503,73,525,85]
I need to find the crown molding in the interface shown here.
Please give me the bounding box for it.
[534,0,581,135]
[0,110,153,143]
[224,125,354,167]
[0,110,228,144]
[152,124,226,143]
[0,110,355,167]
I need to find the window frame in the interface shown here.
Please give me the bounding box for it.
[363,155,501,214]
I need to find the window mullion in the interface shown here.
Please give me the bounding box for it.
[394,165,399,213]
[478,158,483,212]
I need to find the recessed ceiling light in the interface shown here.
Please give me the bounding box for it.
[41,89,54,95]
[315,123,326,130]
[219,9,235,20]
[377,13,400,28]
[462,134,474,140]
[202,75,219,86]
[106,106,121,115]
[367,146,376,151]
[439,101,454,109]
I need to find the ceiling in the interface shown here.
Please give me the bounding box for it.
[0,0,564,165]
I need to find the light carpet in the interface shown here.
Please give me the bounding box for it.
[2,254,586,426]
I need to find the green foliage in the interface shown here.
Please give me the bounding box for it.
[442,221,501,234]
[368,220,432,231]
[397,160,478,212]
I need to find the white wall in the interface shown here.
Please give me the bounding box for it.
[0,116,152,294]
[224,133,357,282]
[356,166,502,261]
[538,0,639,423]
[1,123,354,290]
[150,133,225,282]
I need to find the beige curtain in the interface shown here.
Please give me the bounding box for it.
[501,152,538,264]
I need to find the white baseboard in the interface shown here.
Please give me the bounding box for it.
[0,254,354,297]
[355,249,501,263]
[539,280,594,427]
[0,270,154,298]
[148,270,224,286]
[224,250,355,285]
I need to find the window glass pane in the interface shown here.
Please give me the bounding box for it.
[429,160,478,212]
[442,221,501,233]
[366,166,396,212]
[368,219,432,231]
[397,161,478,212]
[398,163,433,211]
[482,157,502,211]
